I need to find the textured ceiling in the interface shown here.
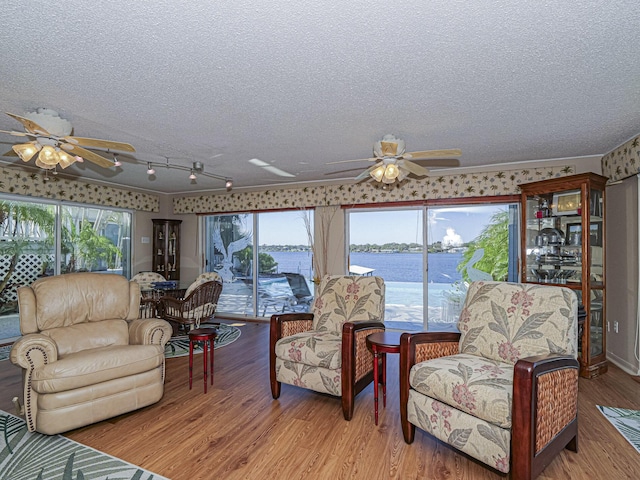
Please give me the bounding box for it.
[1,1,639,194]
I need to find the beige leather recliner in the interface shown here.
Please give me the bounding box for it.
[10,272,173,435]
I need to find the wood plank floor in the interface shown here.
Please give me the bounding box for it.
[1,321,639,479]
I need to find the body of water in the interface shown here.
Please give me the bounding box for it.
[264,250,464,284]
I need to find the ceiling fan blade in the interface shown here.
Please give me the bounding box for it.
[63,136,136,152]
[410,158,461,168]
[398,160,429,177]
[6,112,50,135]
[326,157,376,165]
[355,164,378,182]
[263,165,295,177]
[60,143,114,168]
[404,149,462,160]
[0,129,31,137]
[324,167,368,176]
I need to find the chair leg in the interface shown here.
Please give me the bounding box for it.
[271,378,281,399]
[342,395,354,421]
[401,419,415,444]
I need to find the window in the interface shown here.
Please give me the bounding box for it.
[348,202,519,331]
[203,210,313,317]
[0,195,132,341]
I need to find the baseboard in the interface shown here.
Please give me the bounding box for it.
[606,351,640,376]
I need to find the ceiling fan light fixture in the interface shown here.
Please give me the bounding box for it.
[384,163,400,180]
[38,145,60,166]
[146,162,155,175]
[56,149,76,168]
[12,142,41,162]
[370,164,386,182]
[35,156,56,170]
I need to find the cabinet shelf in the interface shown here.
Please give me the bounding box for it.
[520,173,607,378]
[152,219,182,281]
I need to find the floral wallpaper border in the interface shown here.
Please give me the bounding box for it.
[602,135,640,182]
[174,165,576,214]
[0,166,159,212]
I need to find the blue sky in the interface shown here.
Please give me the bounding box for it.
[256,205,511,245]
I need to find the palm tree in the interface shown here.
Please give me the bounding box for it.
[0,200,55,314]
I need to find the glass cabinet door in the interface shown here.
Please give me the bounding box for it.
[520,173,607,378]
[524,191,582,287]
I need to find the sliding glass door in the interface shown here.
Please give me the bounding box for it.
[348,203,519,331]
[0,195,132,341]
[203,210,313,317]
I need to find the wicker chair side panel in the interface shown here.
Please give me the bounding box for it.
[415,342,460,364]
[355,328,384,382]
[535,368,579,453]
[282,319,314,338]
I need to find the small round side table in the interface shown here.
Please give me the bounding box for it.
[366,331,403,425]
[188,327,218,393]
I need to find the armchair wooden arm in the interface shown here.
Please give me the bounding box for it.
[512,355,579,480]
[341,320,385,420]
[270,312,315,399]
[399,331,461,443]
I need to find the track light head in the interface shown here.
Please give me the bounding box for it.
[146,162,155,175]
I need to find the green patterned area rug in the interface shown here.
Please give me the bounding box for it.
[598,406,640,453]
[0,410,167,479]
[164,323,241,359]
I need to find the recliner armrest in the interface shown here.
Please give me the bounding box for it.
[270,312,314,341]
[512,354,579,479]
[128,318,173,347]
[10,333,58,369]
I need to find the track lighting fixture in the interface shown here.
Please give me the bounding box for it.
[113,153,122,167]
[142,159,232,189]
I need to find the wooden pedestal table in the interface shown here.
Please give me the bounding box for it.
[188,327,217,393]
[366,331,402,425]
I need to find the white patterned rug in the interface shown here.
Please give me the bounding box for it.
[598,405,640,453]
[0,409,167,479]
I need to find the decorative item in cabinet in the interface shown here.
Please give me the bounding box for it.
[152,219,182,281]
[519,172,607,378]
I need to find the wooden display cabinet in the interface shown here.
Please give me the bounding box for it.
[519,173,607,378]
[152,219,182,281]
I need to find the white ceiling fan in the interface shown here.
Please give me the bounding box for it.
[327,134,460,184]
[0,108,135,170]
[248,158,295,178]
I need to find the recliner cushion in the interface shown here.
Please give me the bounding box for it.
[274,331,342,370]
[457,281,578,364]
[409,353,513,428]
[42,319,129,357]
[31,344,164,394]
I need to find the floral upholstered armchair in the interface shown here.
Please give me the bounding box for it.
[270,275,385,420]
[400,281,579,479]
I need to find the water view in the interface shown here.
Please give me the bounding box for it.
[228,250,467,332]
